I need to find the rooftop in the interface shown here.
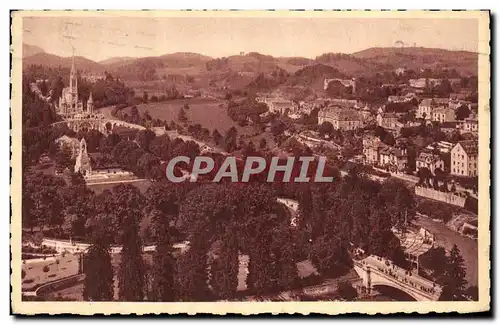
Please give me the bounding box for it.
[458,140,478,155]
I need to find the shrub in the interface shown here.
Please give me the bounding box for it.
[43,265,50,273]
[23,279,34,284]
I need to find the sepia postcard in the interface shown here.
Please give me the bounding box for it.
[10,10,491,315]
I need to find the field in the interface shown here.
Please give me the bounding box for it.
[123,98,258,135]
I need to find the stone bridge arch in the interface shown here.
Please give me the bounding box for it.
[372,284,418,301]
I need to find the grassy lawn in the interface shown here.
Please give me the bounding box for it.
[87,179,153,195]
[22,254,80,291]
[123,98,257,135]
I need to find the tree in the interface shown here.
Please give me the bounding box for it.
[176,240,210,301]
[54,145,74,172]
[337,281,358,300]
[440,244,467,300]
[419,246,448,278]
[379,178,416,230]
[116,185,145,301]
[224,127,238,152]
[136,152,160,179]
[136,129,156,152]
[210,235,239,300]
[318,122,334,137]
[309,235,352,277]
[83,241,114,301]
[417,167,432,186]
[177,108,188,123]
[150,209,176,301]
[142,91,149,103]
[455,105,471,121]
[259,137,267,150]
[212,129,222,146]
[464,286,478,301]
[382,132,396,146]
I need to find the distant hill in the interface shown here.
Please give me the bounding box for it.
[351,47,478,75]
[205,52,280,75]
[23,52,105,72]
[103,52,213,80]
[22,46,478,82]
[22,43,45,57]
[104,52,213,69]
[99,56,135,65]
[287,63,347,90]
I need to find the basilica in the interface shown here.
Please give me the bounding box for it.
[56,55,95,119]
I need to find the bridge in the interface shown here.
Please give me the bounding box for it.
[354,255,442,301]
[51,117,146,134]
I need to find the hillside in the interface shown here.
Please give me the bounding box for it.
[104,52,213,81]
[22,43,44,57]
[22,46,479,83]
[287,63,347,90]
[99,56,135,65]
[351,47,478,75]
[205,52,280,75]
[23,52,104,72]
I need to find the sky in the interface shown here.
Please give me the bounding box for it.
[22,15,479,62]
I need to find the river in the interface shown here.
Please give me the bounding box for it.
[414,216,478,287]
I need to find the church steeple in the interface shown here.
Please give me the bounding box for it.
[69,48,78,107]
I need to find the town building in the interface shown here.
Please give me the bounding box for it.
[416,152,445,175]
[425,141,454,154]
[431,106,455,123]
[378,146,408,172]
[328,98,359,109]
[377,112,399,129]
[440,122,460,135]
[416,98,434,119]
[387,93,415,103]
[450,140,478,177]
[432,98,450,107]
[462,116,478,133]
[318,107,362,131]
[395,68,406,76]
[450,92,469,101]
[362,135,381,165]
[81,72,105,83]
[267,99,296,114]
[409,78,443,89]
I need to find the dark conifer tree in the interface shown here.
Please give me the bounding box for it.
[210,234,239,300]
[83,240,114,301]
[118,214,145,301]
[176,237,210,301]
[150,209,176,301]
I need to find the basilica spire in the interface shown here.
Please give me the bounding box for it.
[69,47,78,105]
